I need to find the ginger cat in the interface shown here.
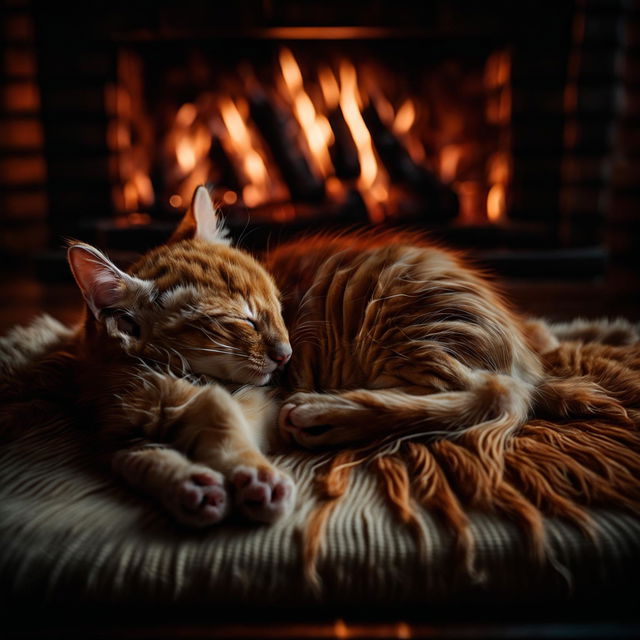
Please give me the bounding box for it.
[67,187,295,526]
[266,233,564,459]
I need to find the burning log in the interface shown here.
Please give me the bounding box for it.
[327,108,361,180]
[249,91,325,202]
[362,104,458,220]
[336,187,369,222]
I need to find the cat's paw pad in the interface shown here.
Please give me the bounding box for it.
[168,467,228,527]
[231,465,296,524]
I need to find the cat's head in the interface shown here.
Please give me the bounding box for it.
[67,186,291,386]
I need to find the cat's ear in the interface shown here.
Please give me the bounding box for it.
[67,242,144,320]
[170,185,231,245]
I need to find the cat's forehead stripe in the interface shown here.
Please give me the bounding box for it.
[129,241,280,315]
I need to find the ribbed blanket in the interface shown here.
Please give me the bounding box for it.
[0,316,638,606]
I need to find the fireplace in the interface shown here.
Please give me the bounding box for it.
[2,0,635,277]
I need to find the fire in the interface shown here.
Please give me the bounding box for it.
[150,49,511,225]
[175,138,197,174]
[393,99,416,136]
[175,102,197,127]
[439,145,461,183]
[119,168,154,212]
[279,48,334,177]
[318,65,340,110]
[488,152,510,184]
[487,184,506,222]
[173,104,211,176]
[218,96,271,207]
[484,50,510,89]
[339,59,387,222]
[486,152,509,222]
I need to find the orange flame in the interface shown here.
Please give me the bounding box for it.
[175,137,197,173]
[339,59,387,222]
[487,183,506,222]
[318,65,340,110]
[439,145,462,183]
[173,104,211,177]
[484,50,511,90]
[488,152,510,184]
[175,102,197,127]
[218,96,271,207]
[279,48,334,177]
[486,152,509,222]
[393,98,415,136]
[120,169,154,211]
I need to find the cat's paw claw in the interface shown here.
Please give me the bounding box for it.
[170,467,228,527]
[231,465,296,524]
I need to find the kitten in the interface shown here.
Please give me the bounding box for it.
[265,233,584,460]
[67,187,295,526]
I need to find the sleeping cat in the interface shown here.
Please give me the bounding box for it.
[265,233,584,462]
[66,186,295,526]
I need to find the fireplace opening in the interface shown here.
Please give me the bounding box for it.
[113,40,511,231]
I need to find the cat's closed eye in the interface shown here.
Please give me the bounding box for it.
[116,314,141,339]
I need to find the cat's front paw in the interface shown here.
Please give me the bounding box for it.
[166,467,229,528]
[279,393,356,448]
[231,465,296,524]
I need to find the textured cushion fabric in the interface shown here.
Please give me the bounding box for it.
[0,316,638,607]
[0,410,638,607]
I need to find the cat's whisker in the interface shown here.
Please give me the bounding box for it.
[166,346,190,376]
[187,325,243,352]
[182,345,251,360]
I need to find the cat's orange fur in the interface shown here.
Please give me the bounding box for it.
[267,233,546,464]
[66,187,295,526]
[264,232,639,581]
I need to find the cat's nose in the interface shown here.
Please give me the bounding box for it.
[268,342,292,367]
